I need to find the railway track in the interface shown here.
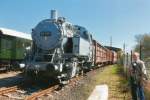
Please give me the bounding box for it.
[1,79,84,100]
[0,67,103,100]
[0,86,18,95]
[0,77,81,100]
[25,76,82,100]
[25,85,59,100]
[0,79,34,99]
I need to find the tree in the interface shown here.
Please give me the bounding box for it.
[134,33,150,61]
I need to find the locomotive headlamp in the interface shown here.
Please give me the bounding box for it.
[54,65,58,70]
[20,63,25,68]
[54,64,63,72]
[35,65,40,68]
[66,64,69,67]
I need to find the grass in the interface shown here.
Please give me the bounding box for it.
[144,83,150,100]
[81,65,131,100]
[145,89,150,100]
[59,64,149,100]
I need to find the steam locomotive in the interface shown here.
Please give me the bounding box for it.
[24,10,117,83]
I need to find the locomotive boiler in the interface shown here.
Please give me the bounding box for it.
[24,10,93,83]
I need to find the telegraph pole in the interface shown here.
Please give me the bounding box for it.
[131,50,132,62]
[123,43,127,65]
[123,43,125,54]
[139,40,142,60]
[110,36,112,47]
[123,43,126,75]
[126,52,128,79]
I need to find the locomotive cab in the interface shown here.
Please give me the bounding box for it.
[64,38,73,53]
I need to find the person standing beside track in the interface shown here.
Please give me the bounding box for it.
[129,52,148,100]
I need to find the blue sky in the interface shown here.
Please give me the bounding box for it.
[0,0,150,52]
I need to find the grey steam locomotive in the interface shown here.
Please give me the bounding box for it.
[24,10,93,83]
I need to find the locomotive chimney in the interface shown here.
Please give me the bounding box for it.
[51,10,58,21]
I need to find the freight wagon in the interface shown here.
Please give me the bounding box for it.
[92,40,116,66]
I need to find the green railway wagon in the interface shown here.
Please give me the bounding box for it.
[0,28,32,71]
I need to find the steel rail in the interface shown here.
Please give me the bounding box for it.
[25,85,59,100]
[0,86,18,95]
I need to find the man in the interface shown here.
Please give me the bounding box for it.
[129,52,147,100]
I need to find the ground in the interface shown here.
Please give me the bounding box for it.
[1,65,149,100]
[0,71,23,88]
[144,82,150,100]
[0,71,21,79]
[42,65,132,100]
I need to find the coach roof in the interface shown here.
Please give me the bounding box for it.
[0,27,32,40]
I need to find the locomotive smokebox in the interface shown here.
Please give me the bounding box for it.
[51,10,58,21]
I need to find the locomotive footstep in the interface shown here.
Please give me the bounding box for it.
[16,90,26,94]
